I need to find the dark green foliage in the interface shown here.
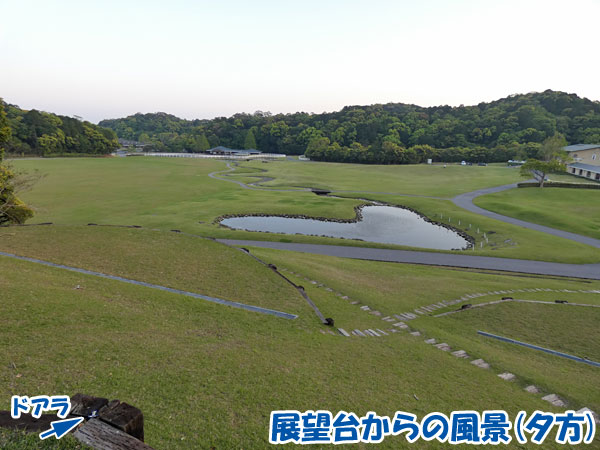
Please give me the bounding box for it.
[2,101,119,156]
[518,181,600,189]
[99,90,600,164]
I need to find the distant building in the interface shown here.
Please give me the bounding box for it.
[564,144,600,181]
[118,139,147,149]
[206,146,261,156]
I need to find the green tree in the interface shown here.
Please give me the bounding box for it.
[0,101,34,224]
[0,100,10,161]
[244,129,257,149]
[537,133,568,161]
[520,159,566,188]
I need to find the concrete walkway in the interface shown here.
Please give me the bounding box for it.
[216,239,600,280]
[452,183,600,249]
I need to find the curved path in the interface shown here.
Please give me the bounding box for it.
[452,183,600,249]
[216,239,600,280]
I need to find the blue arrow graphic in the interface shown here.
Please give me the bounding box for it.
[39,417,84,440]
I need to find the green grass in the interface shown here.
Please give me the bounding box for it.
[231,160,523,197]
[2,233,597,449]
[10,157,600,263]
[3,157,600,448]
[0,429,89,449]
[247,247,600,416]
[475,187,600,240]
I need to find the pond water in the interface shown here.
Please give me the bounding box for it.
[221,205,470,250]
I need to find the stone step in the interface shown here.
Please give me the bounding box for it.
[471,359,490,369]
[542,394,566,407]
[366,329,380,337]
[451,350,469,358]
[353,329,366,337]
[375,329,388,336]
[424,338,437,344]
[337,328,350,337]
[393,322,409,329]
[435,343,451,351]
[410,331,421,337]
[576,408,600,424]
[524,385,540,394]
[360,305,370,311]
[498,372,516,381]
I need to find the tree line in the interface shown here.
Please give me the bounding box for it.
[1,101,119,156]
[99,90,600,164]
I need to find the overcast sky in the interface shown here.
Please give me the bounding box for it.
[1,0,599,123]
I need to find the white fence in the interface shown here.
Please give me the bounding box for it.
[136,152,286,160]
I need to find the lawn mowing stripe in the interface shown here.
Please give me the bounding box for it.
[477,331,600,368]
[0,251,298,320]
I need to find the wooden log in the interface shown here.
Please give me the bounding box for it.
[70,393,109,418]
[74,419,154,450]
[99,400,144,441]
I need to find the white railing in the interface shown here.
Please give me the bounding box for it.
[136,152,286,160]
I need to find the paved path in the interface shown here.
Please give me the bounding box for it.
[0,250,298,320]
[452,183,600,249]
[216,240,600,280]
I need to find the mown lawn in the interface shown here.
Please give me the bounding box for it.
[474,187,600,240]
[10,157,600,263]
[2,240,595,449]
[232,160,522,197]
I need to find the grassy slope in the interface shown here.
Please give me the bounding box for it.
[10,158,600,263]
[475,187,600,240]
[249,247,600,418]
[1,247,591,449]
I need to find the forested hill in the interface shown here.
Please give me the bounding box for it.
[2,101,119,156]
[100,90,600,164]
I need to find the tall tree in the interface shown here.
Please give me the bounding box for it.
[244,129,257,149]
[0,101,34,224]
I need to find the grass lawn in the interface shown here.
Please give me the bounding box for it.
[2,157,599,447]
[247,247,600,419]
[475,187,600,240]
[228,160,523,197]
[9,157,600,263]
[2,227,597,448]
[0,429,89,449]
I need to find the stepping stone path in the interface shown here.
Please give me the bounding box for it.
[542,394,567,407]
[471,359,490,369]
[498,372,516,381]
[451,350,469,359]
[283,267,597,413]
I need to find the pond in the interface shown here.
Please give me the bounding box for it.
[220,205,471,250]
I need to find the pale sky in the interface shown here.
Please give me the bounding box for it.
[1,0,599,123]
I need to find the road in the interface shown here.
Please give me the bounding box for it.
[216,239,600,280]
[452,183,600,249]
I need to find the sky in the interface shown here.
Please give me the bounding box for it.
[1,0,599,123]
